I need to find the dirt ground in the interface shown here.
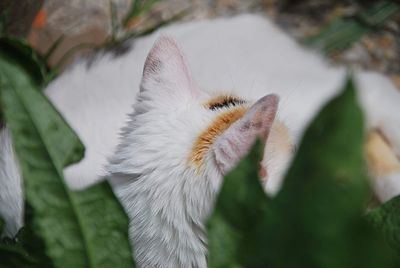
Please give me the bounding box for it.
[3,0,400,88]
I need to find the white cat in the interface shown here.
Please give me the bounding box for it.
[1,14,400,267]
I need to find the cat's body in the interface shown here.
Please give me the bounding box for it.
[1,14,400,267]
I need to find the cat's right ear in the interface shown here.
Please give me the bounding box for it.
[211,94,279,175]
[140,36,198,98]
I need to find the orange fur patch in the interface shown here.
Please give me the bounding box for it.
[365,130,400,176]
[268,121,292,153]
[190,106,247,167]
[260,120,292,183]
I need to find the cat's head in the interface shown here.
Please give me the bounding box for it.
[109,36,292,223]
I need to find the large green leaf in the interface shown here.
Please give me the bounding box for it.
[0,236,38,268]
[368,195,400,252]
[0,37,47,85]
[0,40,134,267]
[207,140,276,268]
[207,79,399,267]
[0,222,52,268]
[73,183,134,267]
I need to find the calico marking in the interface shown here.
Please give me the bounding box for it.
[190,95,248,168]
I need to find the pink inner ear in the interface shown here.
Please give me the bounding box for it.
[141,36,194,95]
[212,94,279,174]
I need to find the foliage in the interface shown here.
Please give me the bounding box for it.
[109,0,187,45]
[0,5,11,35]
[305,1,400,53]
[122,0,161,28]
[368,195,400,253]
[0,38,134,267]
[207,80,400,267]
[0,212,52,268]
[0,37,48,85]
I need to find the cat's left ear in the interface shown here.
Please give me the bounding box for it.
[140,36,198,98]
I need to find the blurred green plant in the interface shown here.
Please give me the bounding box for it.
[109,0,188,44]
[0,37,49,85]
[0,214,52,267]
[0,6,11,35]
[207,80,400,267]
[368,195,400,253]
[0,37,135,268]
[305,0,400,53]
[122,0,161,29]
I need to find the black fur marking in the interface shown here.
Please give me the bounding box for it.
[209,97,246,111]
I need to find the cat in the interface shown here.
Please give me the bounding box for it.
[107,36,283,267]
[1,14,400,267]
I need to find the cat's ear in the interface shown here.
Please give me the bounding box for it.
[211,94,279,175]
[140,36,197,98]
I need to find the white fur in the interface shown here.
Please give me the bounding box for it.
[107,38,215,267]
[107,86,214,268]
[0,128,23,237]
[1,14,400,267]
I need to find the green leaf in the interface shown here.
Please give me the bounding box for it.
[118,8,188,44]
[0,223,52,268]
[110,1,119,42]
[277,79,367,213]
[0,238,38,268]
[0,43,134,267]
[358,1,400,27]
[208,79,399,267]
[305,1,400,53]
[305,18,368,53]
[207,140,280,268]
[73,182,133,267]
[43,35,65,63]
[0,37,47,85]
[274,78,396,267]
[122,0,142,26]
[367,195,400,252]
[0,3,12,36]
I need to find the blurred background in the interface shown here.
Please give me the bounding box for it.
[0,0,399,88]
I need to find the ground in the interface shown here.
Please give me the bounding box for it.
[2,0,397,88]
